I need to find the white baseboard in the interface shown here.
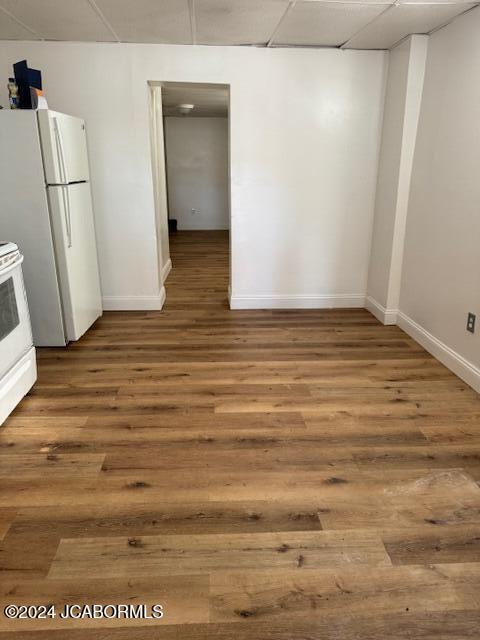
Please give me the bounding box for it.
[397,311,480,393]
[162,259,172,284]
[102,288,166,311]
[229,294,365,310]
[365,296,398,325]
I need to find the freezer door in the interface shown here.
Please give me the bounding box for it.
[38,110,90,184]
[48,183,102,341]
[0,110,66,346]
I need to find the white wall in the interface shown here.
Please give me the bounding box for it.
[367,35,427,322]
[0,42,386,309]
[398,7,480,390]
[165,116,229,230]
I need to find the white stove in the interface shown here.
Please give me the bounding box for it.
[0,240,20,263]
[0,241,37,425]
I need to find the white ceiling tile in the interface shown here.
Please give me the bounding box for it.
[0,0,115,41]
[344,3,476,49]
[0,0,475,48]
[0,7,40,40]
[195,0,289,45]
[273,1,390,47]
[95,0,192,44]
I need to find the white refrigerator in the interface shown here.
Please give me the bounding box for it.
[0,110,102,346]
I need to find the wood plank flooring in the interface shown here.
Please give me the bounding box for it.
[1,230,480,638]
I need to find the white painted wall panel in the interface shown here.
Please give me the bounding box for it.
[165,117,229,230]
[400,7,480,369]
[0,42,386,306]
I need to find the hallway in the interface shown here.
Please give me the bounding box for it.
[166,230,229,310]
[1,231,480,638]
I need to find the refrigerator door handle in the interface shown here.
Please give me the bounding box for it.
[62,186,72,248]
[53,117,69,184]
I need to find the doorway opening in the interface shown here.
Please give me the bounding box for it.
[149,82,231,308]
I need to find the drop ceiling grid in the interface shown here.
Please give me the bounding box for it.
[94,0,192,44]
[0,0,477,49]
[0,4,40,40]
[0,0,116,42]
[343,1,477,48]
[195,0,290,45]
[271,2,390,47]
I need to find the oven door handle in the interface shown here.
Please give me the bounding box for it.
[0,253,23,280]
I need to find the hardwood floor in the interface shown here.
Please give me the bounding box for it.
[1,229,480,638]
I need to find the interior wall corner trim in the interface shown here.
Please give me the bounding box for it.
[365,295,398,325]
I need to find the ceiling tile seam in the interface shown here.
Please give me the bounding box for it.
[340,1,400,48]
[393,2,478,44]
[268,43,349,49]
[188,0,197,45]
[386,18,438,51]
[0,3,43,39]
[399,1,475,3]
[386,4,471,53]
[266,0,472,5]
[298,0,393,4]
[342,0,478,50]
[86,0,120,42]
[267,1,298,47]
[386,31,415,50]
[299,0,472,3]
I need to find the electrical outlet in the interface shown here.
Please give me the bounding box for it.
[467,312,476,334]
[191,208,196,215]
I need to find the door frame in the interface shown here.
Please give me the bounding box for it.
[148,81,232,305]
